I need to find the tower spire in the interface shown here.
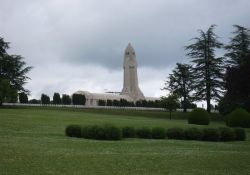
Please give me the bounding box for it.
[121,43,145,101]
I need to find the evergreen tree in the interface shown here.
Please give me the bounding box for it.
[0,37,32,93]
[41,94,50,104]
[72,94,86,105]
[0,37,32,105]
[53,92,61,104]
[163,63,194,112]
[19,92,28,103]
[98,100,106,106]
[225,25,250,66]
[0,79,17,104]
[62,94,71,105]
[219,54,250,114]
[185,25,224,113]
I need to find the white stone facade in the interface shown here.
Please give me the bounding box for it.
[74,43,158,106]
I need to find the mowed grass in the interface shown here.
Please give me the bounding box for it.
[0,107,250,175]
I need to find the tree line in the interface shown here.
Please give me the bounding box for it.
[163,25,250,114]
[40,93,86,105]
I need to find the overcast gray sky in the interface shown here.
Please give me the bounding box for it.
[0,0,250,101]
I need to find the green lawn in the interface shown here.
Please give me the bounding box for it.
[0,107,250,175]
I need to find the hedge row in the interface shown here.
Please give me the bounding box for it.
[66,124,122,140]
[65,125,246,141]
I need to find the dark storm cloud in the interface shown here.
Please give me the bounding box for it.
[1,0,249,69]
[0,0,249,99]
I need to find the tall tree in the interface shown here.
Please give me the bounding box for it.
[19,92,28,103]
[225,25,250,66]
[62,94,71,105]
[53,92,61,104]
[219,54,250,114]
[163,63,194,112]
[0,37,32,105]
[41,94,50,105]
[72,94,86,105]
[185,25,224,113]
[0,79,17,104]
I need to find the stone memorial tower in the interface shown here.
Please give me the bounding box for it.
[121,43,145,101]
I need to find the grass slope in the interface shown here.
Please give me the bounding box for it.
[0,107,250,175]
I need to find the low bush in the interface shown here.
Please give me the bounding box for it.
[65,124,246,142]
[65,125,82,138]
[104,124,122,140]
[166,128,185,140]
[122,126,136,138]
[234,128,246,141]
[136,127,152,139]
[188,108,210,125]
[227,108,250,128]
[202,128,220,141]
[219,127,236,141]
[81,124,122,140]
[152,127,166,139]
[83,125,99,139]
[94,125,107,140]
[185,128,203,140]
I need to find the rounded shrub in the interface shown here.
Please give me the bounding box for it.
[219,127,236,141]
[136,127,152,139]
[188,108,210,125]
[202,128,220,141]
[185,128,203,140]
[83,125,100,139]
[227,108,250,128]
[103,124,122,140]
[81,124,122,140]
[65,125,82,138]
[94,125,107,140]
[234,128,246,141]
[122,126,136,138]
[166,128,185,140]
[152,127,166,139]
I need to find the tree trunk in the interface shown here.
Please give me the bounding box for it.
[183,96,187,112]
[206,97,211,113]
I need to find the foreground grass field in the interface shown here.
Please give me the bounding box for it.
[0,107,250,175]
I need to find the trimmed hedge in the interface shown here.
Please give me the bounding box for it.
[227,108,250,128]
[166,128,185,140]
[65,125,82,138]
[188,108,210,125]
[104,124,122,140]
[136,127,152,139]
[152,127,166,139]
[219,127,236,141]
[66,124,122,140]
[65,124,246,142]
[234,128,246,141]
[185,128,203,140]
[202,128,220,141]
[122,126,136,138]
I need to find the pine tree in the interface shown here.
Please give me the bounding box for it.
[185,25,224,113]
[53,92,61,104]
[225,25,250,66]
[41,94,50,105]
[163,63,194,112]
[19,92,28,103]
[0,37,32,105]
[62,94,71,105]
